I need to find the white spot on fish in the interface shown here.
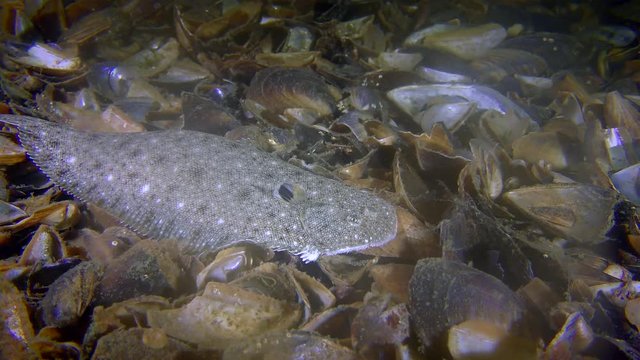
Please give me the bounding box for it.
[217,218,225,225]
[141,184,150,194]
[66,156,76,164]
[177,202,184,209]
[106,174,114,182]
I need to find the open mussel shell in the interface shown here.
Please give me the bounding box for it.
[502,184,618,244]
[10,43,83,75]
[409,258,526,350]
[393,150,451,224]
[387,84,534,126]
[440,195,534,288]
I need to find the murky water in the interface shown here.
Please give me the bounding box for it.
[0,0,639,358]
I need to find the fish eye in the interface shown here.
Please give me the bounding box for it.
[274,182,307,203]
[277,183,295,202]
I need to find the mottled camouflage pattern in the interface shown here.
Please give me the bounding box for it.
[2,116,397,261]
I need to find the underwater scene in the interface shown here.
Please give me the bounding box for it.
[0,0,640,358]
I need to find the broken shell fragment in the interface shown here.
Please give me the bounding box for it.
[512,132,582,171]
[222,330,358,359]
[360,207,441,261]
[0,200,27,225]
[147,281,301,349]
[610,163,640,205]
[351,297,410,354]
[602,128,638,172]
[440,195,533,288]
[0,200,81,233]
[369,264,414,304]
[409,258,526,349]
[375,52,423,71]
[447,319,538,360]
[625,297,640,329]
[544,312,594,358]
[124,37,180,78]
[393,150,450,223]
[604,91,640,138]
[0,135,26,165]
[91,328,195,359]
[502,184,618,244]
[318,254,374,288]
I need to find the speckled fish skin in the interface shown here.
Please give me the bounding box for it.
[1,115,397,261]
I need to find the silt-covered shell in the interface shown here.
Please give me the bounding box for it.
[409,258,526,349]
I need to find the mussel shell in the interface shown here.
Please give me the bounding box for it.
[245,67,337,126]
[87,62,136,100]
[500,32,586,71]
[610,163,640,205]
[0,279,34,358]
[223,330,357,359]
[409,258,526,349]
[470,48,548,82]
[405,23,507,60]
[387,84,534,125]
[502,184,618,244]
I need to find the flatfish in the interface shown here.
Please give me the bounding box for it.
[1,115,397,261]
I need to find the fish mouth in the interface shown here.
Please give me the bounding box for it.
[320,207,399,258]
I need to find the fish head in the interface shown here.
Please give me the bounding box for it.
[274,182,398,261]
